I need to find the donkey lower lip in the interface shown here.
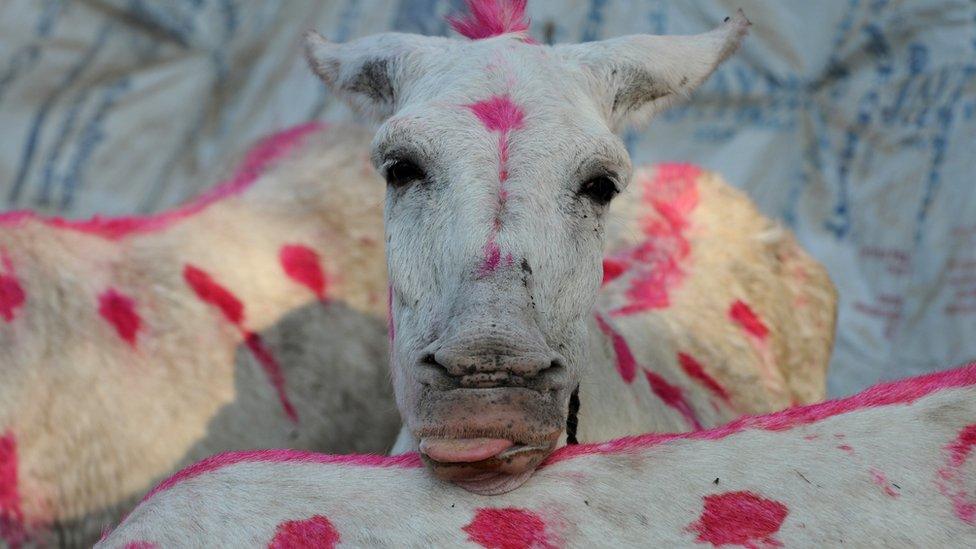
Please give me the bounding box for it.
[420,441,553,491]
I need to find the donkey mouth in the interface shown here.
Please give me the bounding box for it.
[419,437,554,495]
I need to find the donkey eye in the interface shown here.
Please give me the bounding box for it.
[384,159,426,188]
[579,176,618,205]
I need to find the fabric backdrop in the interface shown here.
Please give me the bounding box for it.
[1,0,974,396]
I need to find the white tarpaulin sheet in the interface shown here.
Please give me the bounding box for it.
[1,0,974,395]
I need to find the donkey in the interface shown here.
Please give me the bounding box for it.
[302,2,834,495]
[0,124,403,547]
[99,362,976,548]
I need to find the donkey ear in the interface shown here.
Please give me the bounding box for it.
[559,10,750,131]
[304,31,441,121]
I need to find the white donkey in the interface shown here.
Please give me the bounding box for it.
[0,2,835,546]
[100,362,976,547]
[302,1,833,495]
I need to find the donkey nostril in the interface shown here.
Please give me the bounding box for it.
[545,358,565,373]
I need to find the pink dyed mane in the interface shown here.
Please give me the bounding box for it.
[448,0,531,40]
[0,123,324,240]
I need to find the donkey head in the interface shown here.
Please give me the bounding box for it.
[306,1,749,494]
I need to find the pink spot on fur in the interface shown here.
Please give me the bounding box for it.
[545,362,976,464]
[0,124,324,239]
[280,244,328,299]
[98,289,141,346]
[593,313,637,383]
[729,300,770,340]
[268,515,340,549]
[837,444,855,455]
[184,264,297,423]
[869,468,900,498]
[936,424,976,525]
[609,164,701,316]
[448,0,530,40]
[478,240,503,278]
[688,491,788,548]
[0,431,26,549]
[463,507,555,549]
[644,369,702,430]
[601,258,626,285]
[802,434,820,441]
[184,265,244,325]
[143,450,422,503]
[0,252,26,323]
[124,542,158,549]
[245,334,299,424]
[678,352,731,405]
[468,95,525,133]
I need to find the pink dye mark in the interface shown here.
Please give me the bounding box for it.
[478,240,503,278]
[729,300,770,340]
[466,94,527,278]
[601,258,627,285]
[98,288,141,347]
[468,95,525,133]
[124,542,158,549]
[545,362,976,465]
[463,507,556,549]
[268,515,340,549]
[245,334,299,424]
[184,264,297,423]
[142,449,422,503]
[678,352,731,405]
[0,252,26,323]
[868,468,900,498]
[802,434,820,441]
[448,0,530,40]
[688,491,788,549]
[936,424,976,525]
[0,431,26,549]
[609,164,701,316]
[593,313,637,383]
[836,444,855,455]
[644,369,702,431]
[0,123,324,240]
[280,244,328,300]
[184,265,244,324]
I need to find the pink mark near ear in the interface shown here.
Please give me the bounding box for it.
[0,431,26,549]
[868,468,900,499]
[124,542,159,549]
[729,300,769,340]
[678,352,731,406]
[448,0,531,40]
[688,491,788,549]
[463,507,555,549]
[936,423,976,525]
[609,163,701,316]
[643,369,702,431]
[183,264,297,424]
[268,515,340,549]
[280,244,328,300]
[98,289,142,347]
[601,258,627,286]
[0,252,26,323]
[593,314,637,383]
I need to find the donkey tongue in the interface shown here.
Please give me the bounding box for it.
[419,438,514,463]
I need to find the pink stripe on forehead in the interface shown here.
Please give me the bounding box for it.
[467,95,525,133]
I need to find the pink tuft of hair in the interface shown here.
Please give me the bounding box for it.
[448,0,531,40]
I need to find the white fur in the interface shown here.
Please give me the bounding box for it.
[100,365,976,547]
